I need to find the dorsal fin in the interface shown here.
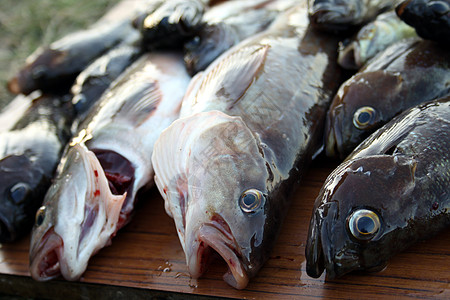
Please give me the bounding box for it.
[194,44,270,109]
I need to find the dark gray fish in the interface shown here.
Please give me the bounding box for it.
[184,0,297,75]
[138,0,206,50]
[152,4,344,289]
[338,10,417,70]
[396,0,450,44]
[7,0,156,95]
[326,38,450,159]
[0,93,74,242]
[308,0,397,32]
[306,97,450,279]
[71,45,141,132]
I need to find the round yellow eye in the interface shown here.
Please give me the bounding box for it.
[353,106,377,129]
[35,206,46,227]
[347,209,381,241]
[239,189,265,213]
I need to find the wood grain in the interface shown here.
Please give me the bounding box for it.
[0,158,448,299]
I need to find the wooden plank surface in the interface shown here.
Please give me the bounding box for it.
[0,158,449,299]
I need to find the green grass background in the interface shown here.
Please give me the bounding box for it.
[0,0,118,108]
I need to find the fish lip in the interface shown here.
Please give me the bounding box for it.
[0,213,17,243]
[325,109,344,158]
[305,210,325,278]
[309,4,352,28]
[189,220,249,289]
[29,227,64,281]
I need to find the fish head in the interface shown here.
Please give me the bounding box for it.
[0,155,48,242]
[30,143,126,281]
[308,0,362,32]
[325,71,404,158]
[306,155,418,279]
[184,23,238,75]
[8,47,69,95]
[153,111,273,289]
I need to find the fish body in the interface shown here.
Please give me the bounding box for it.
[29,53,191,281]
[306,97,450,279]
[396,0,450,44]
[71,45,141,133]
[7,0,156,95]
[139,0,206,50]
[0,93,74,242]
[326,38,450,158]
[308,0,397,32]
[338,10,417,70]
[184,0,297,74]
[152,5,343,289]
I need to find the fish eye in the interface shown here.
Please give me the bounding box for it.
[9,182,31,205]
[239,189,265,214]
[35,206,46,227]
[347,209,381,241]
[353,106,377,130]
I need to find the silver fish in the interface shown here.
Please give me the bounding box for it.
[152,4,343,289]
[306,96,450,279]
[29,52,191,281]
[338,10,417,70]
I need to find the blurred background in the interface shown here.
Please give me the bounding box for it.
[0,0,117,108]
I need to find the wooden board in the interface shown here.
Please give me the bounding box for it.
[0,158,449,299]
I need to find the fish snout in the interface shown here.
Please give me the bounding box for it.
[305,209,325,278]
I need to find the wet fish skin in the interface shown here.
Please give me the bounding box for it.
[326,38,450,159]
[306,97,450,279]
[71,45,141,133]
[7,0,155,95]
[0,93,74,243]
[308,0,396,32]
[152,4,343,289]
[184,0,296,75]
[396,0,450,44]
[338,10,417,70]
[29,52,191,282]
[139,0,206,50]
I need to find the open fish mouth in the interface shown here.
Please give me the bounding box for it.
[309,4,353,28]
[188,215,249,290]
[325,109,344,158]
[29,227,63,281]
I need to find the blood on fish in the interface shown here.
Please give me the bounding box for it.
[94,190,100,197]
[94,170,98,177]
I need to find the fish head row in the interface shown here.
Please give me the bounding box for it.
[152,110,277,289]
[29,143,126,281]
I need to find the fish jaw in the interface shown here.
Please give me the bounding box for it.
[186,212,249,290]
[29,227,64,281]
[308,1,358,31]
[30,143,126,281]
[324,104,345,158]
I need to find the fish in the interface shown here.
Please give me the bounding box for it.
[0,92,74,243]
[151,4,343,289]
[338,10,417,70]
[396,0,450,44]
[7,0,157,95]
[308,0,397,32]
[138,0,206,50]
[29,52,191,281]
[325,38,450,159]
[71,45,141,133]
[184,0,297,75]
[306,96,450,279]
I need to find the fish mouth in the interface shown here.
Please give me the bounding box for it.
[0,215,16,243]
[305,209,325,278]
[337,41,361,70]
[29,227,64,281]
[309,4,353,30]
[188,215,249,290]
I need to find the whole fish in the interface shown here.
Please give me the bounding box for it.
[7,0,157,95]
[306,97,450,279]
[29,53,191,281]
[184,0,297,75]
[0,93,74,243]
[71,45,141,133]
[338,10,417,70]
[138,0,207,50]
[396,0,450,44]
[152,4,343,289]
[308,0,397,32]
[325,38,450,159]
